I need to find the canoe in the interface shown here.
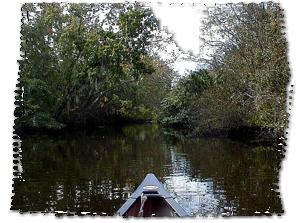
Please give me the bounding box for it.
[116,173,191,217]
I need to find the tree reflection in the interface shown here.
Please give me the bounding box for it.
[12,124,283,216]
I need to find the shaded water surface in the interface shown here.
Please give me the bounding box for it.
[11,124,283,216]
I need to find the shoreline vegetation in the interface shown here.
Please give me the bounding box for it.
[15,2,289,146]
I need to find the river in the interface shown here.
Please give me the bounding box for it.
[11,124,284,216]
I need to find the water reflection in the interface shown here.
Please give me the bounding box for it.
[163,147,223,216]
[11,124,283,216]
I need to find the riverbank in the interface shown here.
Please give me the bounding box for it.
[15,119,284,147]
[159,123,284,146]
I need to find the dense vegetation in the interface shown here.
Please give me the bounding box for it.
[159,2,290,142]
[16,3,174,131]
[16,2,290,142]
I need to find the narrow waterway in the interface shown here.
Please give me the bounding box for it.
[11,124,283,216]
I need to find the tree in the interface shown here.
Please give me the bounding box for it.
[17,3,174,131]
[199,2,289,133]
[159,69,213,128]
[160,2,290,140]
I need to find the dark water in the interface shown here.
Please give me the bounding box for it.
[11,124,284,216]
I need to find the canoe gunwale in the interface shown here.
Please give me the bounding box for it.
[115,173,191,217]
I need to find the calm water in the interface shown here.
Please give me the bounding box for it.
[11,124,284,216]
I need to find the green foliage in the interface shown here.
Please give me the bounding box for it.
[18,2,289,140]
[159,69,213,127]
[202,3,289,134]
[160,2,289,138]
[18,3,173,131]
[111,57,174,121]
